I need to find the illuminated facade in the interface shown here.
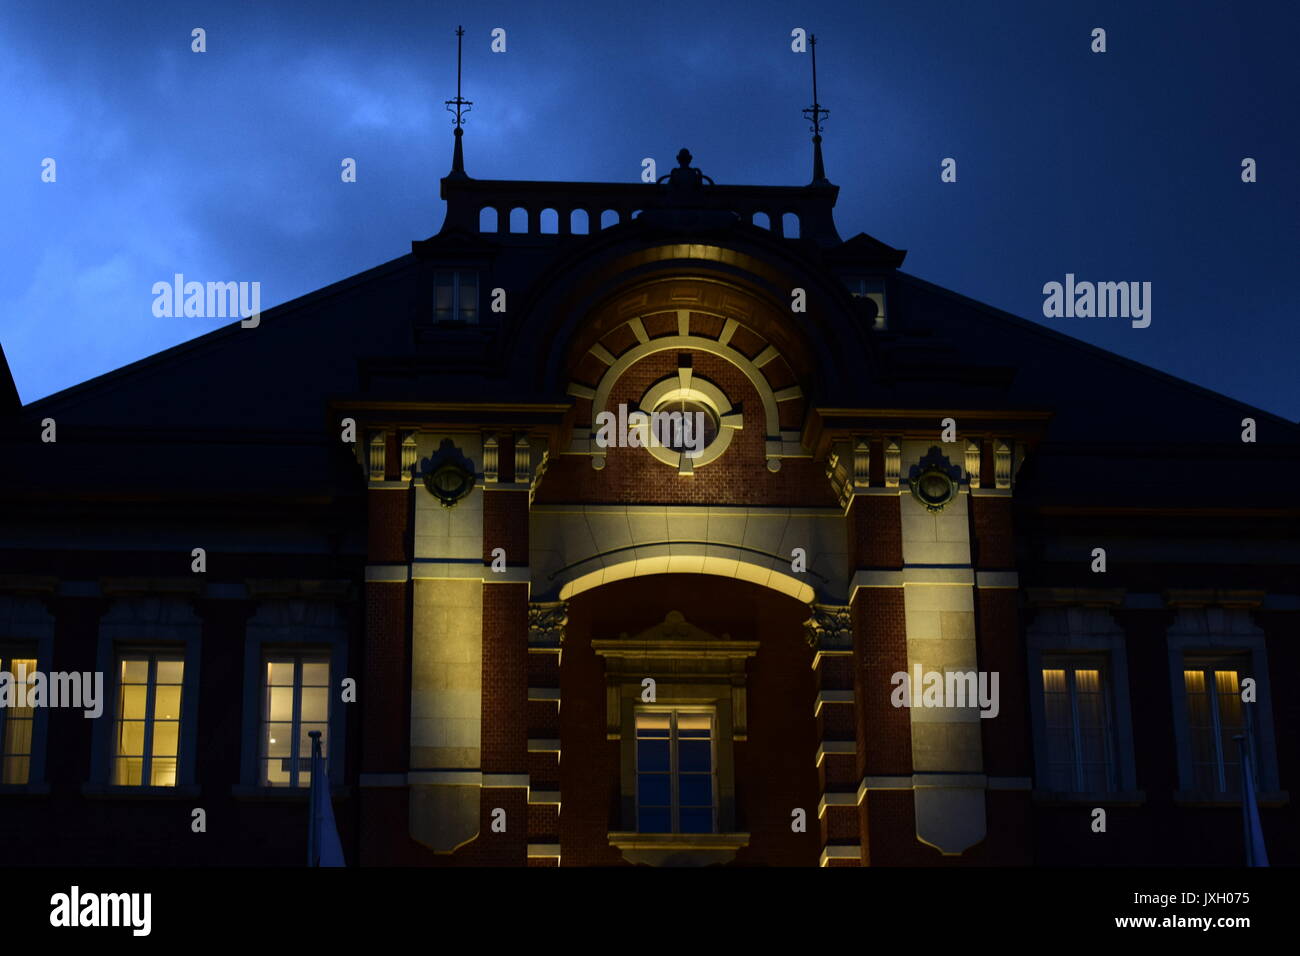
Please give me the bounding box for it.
[0,133,1297,867]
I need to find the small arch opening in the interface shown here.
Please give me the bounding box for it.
[509,207,529,234]
[540,208,559,235]
[479,207,498,233]
[752,211,771,230]
[600,209,620,230]
[570,209,589,234]
[782,212,800,238]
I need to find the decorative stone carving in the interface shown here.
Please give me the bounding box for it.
[853,438,870,489]
[884,439,901,488]
[528,601,568,645]
[368,431,386,481]
[420,439,477,508]
[994,441,1012,489]
[515,436,532,484]
[483,435,498,483]
[401,431,419,477]
[803,603,852,650]
[908,446,962,514]
[965,439,981,489]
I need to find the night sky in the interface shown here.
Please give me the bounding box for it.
[2,0,1296,419]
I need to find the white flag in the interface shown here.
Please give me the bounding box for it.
[308,732,345,867]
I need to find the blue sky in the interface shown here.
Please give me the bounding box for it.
[2,0,1297,418]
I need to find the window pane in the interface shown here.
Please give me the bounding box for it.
[267,661,296,686]
[434,273,454,320]
[676,713,712,734]
[458,272,478,323]
[151,721,179,757]
[155,660,184,685]
[679,774,713,807]
[637,774,670,807]
[637,808,670,833]
[637,739,669,773]
[119,684,148,720]
[302,661,330,687]
[678,740,712,773]
[116,720,146,757]
[150,757,178,787]
[153,685,183,722]
[679,808,713,833]
[120,659,148,684]
[2,756,30,785]
[300,686,329,724]
[264,722,292,758]
[114,756,143,787]
[636,713,670,733]
[267,686,294,722]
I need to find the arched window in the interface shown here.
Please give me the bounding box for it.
[600,209,620,230]
[782,213,800,238]
[570,209,590,234]
[540,208,559,235]
[479,207,498,233]
[509,207,529,234]
[752,211,770,230]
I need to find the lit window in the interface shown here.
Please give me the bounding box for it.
[1041,659,1116,792]
[261,653,330,788]
[113,653,184,787]
[636,710,716,833]
[0,654,37,785]
[434,270,479,323]
[648,396,719,452]
[1184,658,1253,794]
[844,277,887,330]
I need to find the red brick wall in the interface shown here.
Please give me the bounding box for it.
[481,583,528,775]
[362,581,409,773]
[367,489,410,563]
[848,495,903,569]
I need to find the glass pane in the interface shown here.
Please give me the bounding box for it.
[678,740,712,773]
[637,808,670,833]
[637,774,670,807]
[637,740,669,773]
[267,686,294,722]
[114,756,143,787]
[3,716,32,757]
[151,721,179,757]
[150,757,178,787]
[116,720,146,757]
[119,684,148,720]
[263,722,292,758]
[300,686,329,724]
[679,808,713,834]
[677,712,712,735]
[153,685,183,721]
[458,272,478,322]
[266,661,296,686]
[679,774,713,807]
[434,273,454,319]
[155,660,184,685]
[636,713,670,734]
[302,661,330,687]
[119,659,148,684]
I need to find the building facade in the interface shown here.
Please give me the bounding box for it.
[0,134,1296,867]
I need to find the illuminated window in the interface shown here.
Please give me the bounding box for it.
[113,653,184,787]
[1184,657,1253,794]
[433,270,479,323]
[636,710,716,834]
[260,653,330,788]
[1041,658,1116,792]
[0,654,37,785]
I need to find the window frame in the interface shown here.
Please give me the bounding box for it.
[1166,609,1281,801]
[634,706,718,835]
[110,650,186,788]
[1040,655,1118,794]
[89,597,202,796]
[433,269,480,325]
[1026,605,1140,800]
[0,648,41,787]
[258,651,332,790]
[0,596,55,793]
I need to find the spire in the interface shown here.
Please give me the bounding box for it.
[444,25,472,178]
[802,33,830,186]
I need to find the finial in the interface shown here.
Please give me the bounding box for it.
[802,34,830,185]
[445,25,472,177]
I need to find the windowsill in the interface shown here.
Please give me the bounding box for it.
[0,782,51,797]
[82,784,199,799]
[1174,789,1289,808]
[608,831,750,867]
[231,784,351,802]
[1033,789,1146,806]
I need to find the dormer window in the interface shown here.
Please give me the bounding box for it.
[434,270,479,323]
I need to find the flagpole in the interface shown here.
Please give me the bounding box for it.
[308,731,322,867]
[1235,705,1269,867]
